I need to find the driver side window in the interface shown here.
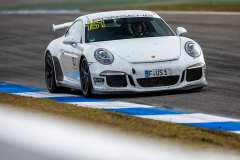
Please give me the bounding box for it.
[72,20,83,43]
[65,20,83,43]
[65,25,73,37]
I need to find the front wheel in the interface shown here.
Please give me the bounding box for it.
[80,57,92,98]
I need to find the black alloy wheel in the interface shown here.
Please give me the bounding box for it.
[80,57,92,97]
[45,53,55,92]
[45,53,71,93]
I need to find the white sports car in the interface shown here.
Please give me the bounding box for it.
[45,10,208,97]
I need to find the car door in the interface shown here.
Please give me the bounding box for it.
[60,20,83,82]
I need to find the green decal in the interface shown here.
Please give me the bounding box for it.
[85,20,105,31]
[87,20,91,24]
[90,38,95,42]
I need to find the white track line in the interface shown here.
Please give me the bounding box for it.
[154,11,240,15]
[13,92,80,98]
[0,10,80,14]
[0,10,239,15]
[138,113,240,123]
[13,92,154,109]
[231,131,240,134]
[69,101,153,109]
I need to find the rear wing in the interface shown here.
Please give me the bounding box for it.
[52,22,73,31]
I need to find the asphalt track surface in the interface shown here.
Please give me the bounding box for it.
[0,13,240,119]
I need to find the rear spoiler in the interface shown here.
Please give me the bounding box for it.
[52,22,73,31]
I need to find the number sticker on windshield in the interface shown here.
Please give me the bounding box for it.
[85,20,105,31]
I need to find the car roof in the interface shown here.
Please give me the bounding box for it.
[76,10,160,21]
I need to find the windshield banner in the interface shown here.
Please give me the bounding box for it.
[85,20,105,31]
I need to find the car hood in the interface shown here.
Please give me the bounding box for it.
[89,36,181,63]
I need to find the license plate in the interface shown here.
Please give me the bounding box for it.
[145,68,172,78]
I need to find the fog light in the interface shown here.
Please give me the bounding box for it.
[94,78,105,86]
[94,78,104,82]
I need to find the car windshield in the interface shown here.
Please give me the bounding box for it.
[85,17,175,43]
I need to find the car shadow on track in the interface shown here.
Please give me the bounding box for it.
[70,87,209,100]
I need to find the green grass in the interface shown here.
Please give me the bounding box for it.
[1,91,240,153]
[0,0,240,11]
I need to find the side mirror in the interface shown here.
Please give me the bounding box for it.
[63,36,76,45]
[176,27,187,36]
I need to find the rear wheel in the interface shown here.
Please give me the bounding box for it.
[45,53,71,93]
[80,57,92,98]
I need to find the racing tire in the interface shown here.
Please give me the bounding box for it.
[80,57,92,98]
[45,53,71,93]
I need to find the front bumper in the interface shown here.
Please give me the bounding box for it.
[91,81,208,95]
[89,54,207,94]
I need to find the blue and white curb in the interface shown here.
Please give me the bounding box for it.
[1,83,240,134]
[0,9,80,14]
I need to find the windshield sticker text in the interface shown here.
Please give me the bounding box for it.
[85,20,105,31]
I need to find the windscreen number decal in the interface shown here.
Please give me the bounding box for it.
[85,20,105,31]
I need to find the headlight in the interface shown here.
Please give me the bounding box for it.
[185,41,201,58]
[94,48,114,65]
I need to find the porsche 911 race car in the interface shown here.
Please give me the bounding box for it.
[45,10,208,97]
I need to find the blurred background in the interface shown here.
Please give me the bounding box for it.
[0,0,240,12]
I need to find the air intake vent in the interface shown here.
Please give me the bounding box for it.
[106,75,127,87]
[180,71,185,83]
[186,68,202,82]
[137,76,179,87]
[128,75,136,86]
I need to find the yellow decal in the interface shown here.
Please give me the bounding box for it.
[85,20,105,31]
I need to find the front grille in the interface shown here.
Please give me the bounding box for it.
[137,76,179,87]
[106,75,127,87]
[186,67,202,82]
